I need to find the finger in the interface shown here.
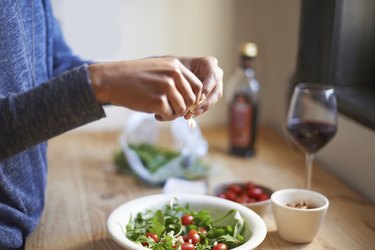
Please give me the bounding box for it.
[168,89,187,119]
[180,65,203,102]
[191,82,223,118]
[174,65,205,118]
[183,93,207,119]
[171,66,199,110]
[160,76,187,119]
[155,114,168,121]
[153,94,175,121]
[202,66,224,97]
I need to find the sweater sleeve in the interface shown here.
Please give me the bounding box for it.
[0,65,106,161]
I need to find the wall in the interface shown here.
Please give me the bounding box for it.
[51,0,375,203]
[318,116,375,204]
[51,0,235,130]
[233,0,300,131]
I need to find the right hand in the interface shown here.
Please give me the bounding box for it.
[89,57,203,121]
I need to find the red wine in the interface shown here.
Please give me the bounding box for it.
[287,119,336,153]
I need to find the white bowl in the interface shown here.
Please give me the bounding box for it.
[271,188,329,243]
[107,193,267,250]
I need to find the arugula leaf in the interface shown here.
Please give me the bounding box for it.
[150,210,165,236]
[193,209,212,228]
[130,143,181,173]
[232,209,245,239]
[213,209,239,227]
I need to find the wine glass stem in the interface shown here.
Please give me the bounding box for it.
[305,153,314,189]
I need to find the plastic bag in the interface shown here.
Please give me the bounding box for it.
[118,112,209,185]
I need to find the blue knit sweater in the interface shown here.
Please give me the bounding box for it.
[0,0,105,247]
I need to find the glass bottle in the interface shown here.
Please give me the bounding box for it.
[227,42,260,157]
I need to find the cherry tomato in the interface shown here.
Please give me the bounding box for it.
[213,243,228,250]
[227,184,242,194]
[181,214,194,225]
[258,193,270,201]
[199,227,207,234]
[223,190,237,201]
[187,229,200,245]
[247,197,256,203]
[181,242,195,250]
[145,232,159,243]
[245,181,255,191]
[248,186,264,199]
[235,194,250,203]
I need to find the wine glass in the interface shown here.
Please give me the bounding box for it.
[286,83,337,189]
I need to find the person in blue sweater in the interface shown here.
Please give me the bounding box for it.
[0,0,223,248]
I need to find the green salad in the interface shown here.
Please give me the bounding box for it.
[126,198,247,250]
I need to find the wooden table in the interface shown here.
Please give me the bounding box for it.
[26,127,375,249]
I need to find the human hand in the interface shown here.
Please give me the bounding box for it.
[89,57,203,121]
[178,56,223,119]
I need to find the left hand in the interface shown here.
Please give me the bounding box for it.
[179,56,223,119]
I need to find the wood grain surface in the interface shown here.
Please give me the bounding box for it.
[25,127,375,249]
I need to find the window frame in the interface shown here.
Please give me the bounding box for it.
[293,0,375,130]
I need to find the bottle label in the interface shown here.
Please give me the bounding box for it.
[230,95,253,147]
